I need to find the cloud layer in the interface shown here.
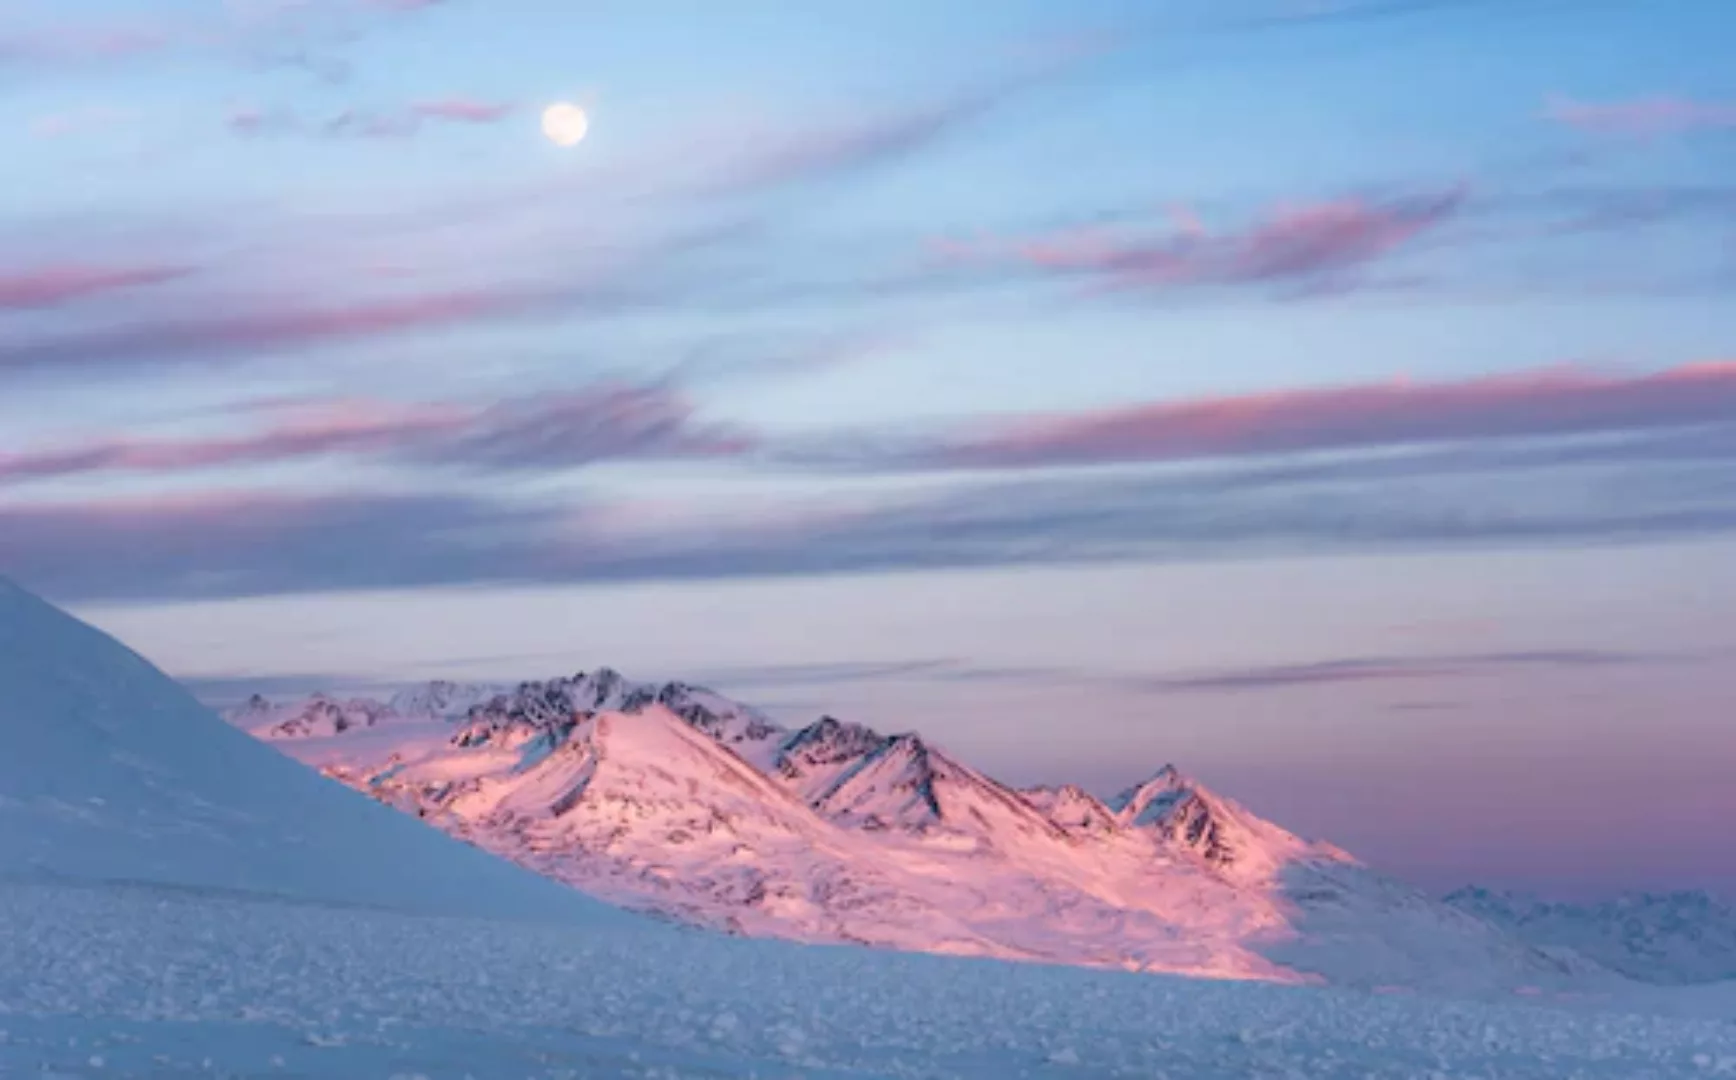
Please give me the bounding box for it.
[0,264,188,310]
[9,417,1736,602]
[1546,96,1736,138]
[823,361,1736,472]
[231,98,517,140]
[0,385,748,488]
[935,188,1465,296]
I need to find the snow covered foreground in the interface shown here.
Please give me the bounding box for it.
[4,881,1735,1080]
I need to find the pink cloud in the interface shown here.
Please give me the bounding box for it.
[682,79,1034,199]
[231,98,515,140]
[0,287,530,370]
[1544,95,1736,138]
[1,3,438,79]
[227,104,300,137]
[413,98,515,124]
[881,361,1736,470]
[0,401,462,485]
[0,385,751,487]
[0,264,189,310]
[938,188,1466,293]
[0,23,170,64]
[322,107,421,139]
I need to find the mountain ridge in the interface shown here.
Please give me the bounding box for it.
[226,666,1607,991]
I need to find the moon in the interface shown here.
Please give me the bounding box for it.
[541,102,589,148]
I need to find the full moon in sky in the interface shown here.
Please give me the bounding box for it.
[541,103,589,148]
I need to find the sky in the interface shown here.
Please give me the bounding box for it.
[4,0,1735,899]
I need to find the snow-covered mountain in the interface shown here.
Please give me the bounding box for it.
[229,666,1592,991]
[1446,887,1736,984]
[0,577,627,926]
[10,577,1730,1078]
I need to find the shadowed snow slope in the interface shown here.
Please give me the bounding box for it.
[0,577,628,924]
[1447,888,1736,985]
[234,664,1599,992]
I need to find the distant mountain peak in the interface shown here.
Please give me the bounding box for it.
[1022,783,1118,834]
[1108,762,1194,825]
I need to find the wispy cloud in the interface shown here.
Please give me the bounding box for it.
[412,98,514,123]
[12,424,1736,602]
[0,22,169,66]
[935,187,1466,297]
[694,88,1010,198]
[798,361,1736,472]
[1141,650,1660,693]
[228,98,516,140]
[0,286,561,372]
[2,1,441,76]
[688,659,964,689]
[226,104,301,137]
[0,264,189,310]
[1232,0,1512,29]
[1545,95,1736,139]
[0,492,550,602]
[0,215,744,373]
[0,385,748,487]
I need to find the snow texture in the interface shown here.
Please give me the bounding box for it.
[2,881,1734,1079]
[1448,888,1736,985]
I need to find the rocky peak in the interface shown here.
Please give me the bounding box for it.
[779,716,890,764]
[1024,784,1118,834]
[1109,763,1194,828]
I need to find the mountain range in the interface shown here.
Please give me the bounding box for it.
[227,667,1611,992]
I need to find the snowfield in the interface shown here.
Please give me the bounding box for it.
[4,575,1733,1078]
[3,881,1735,1079]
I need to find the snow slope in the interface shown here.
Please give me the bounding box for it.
[0,577,628,925]
[236,666,1591,992]
[1448,887,1736,984]
[4,880,1732,1079]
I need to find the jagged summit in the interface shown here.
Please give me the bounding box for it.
[387,679,504,718]
[1022,783,1118,834]
[1109,763,1191,826]
[810,732,946,830]
[239,668,786,760]
[1101,763,1334,880]
[774,715,893,801]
